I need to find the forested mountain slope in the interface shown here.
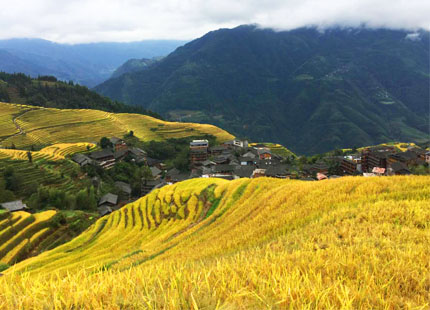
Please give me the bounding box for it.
[96,26,430,154]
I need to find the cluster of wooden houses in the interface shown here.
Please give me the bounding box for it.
[72,137,147,169]
[340,145,428,176]
[69,138,430,217]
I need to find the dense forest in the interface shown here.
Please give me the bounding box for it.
[0,72,162,119]
[96,26,430,154]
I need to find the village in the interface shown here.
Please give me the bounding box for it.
[64,136,430,217]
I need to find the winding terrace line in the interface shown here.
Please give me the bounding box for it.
[0,108,36,144]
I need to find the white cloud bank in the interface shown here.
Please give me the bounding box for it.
[0,0,429,43]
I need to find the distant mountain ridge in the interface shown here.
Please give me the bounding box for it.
[110,57,160,79]
[0,38,186,87]
[95,25,430,155]
[0,72,161,118]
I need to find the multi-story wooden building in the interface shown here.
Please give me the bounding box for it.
[190,140,209,165]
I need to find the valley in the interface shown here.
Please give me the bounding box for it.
[0,13,429,309]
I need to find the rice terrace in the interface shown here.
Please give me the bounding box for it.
[0,1,430,309]
[0,102,233,149]
[1,176,430,308]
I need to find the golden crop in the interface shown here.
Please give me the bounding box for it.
[1,176,430,309]
[0,102,234,148]
[0,142,95,162]
[0,210,56,265]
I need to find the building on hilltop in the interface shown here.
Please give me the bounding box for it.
[222,139,249,149]
[387,162,412,176]
[251,168,266,178]
[115,181,132,200]
[110,137,128,152]
[98,193,118,217]
[90,150,115,169]
[361,147,396,172]
[190,140,209,166]
[141,179,165,196]
[0,200,28,212]
[72,153,92,167]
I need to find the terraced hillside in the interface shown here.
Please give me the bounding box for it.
[0,102,234,149]
[249,142,296,158]
[0,210,96,267]
[2,176,430,309]
[0,143,95,198]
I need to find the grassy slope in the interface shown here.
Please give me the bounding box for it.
[0,102,234,149]
[2,176,430,309]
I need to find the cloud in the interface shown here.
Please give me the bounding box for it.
[405,33,421,41]
[0,0,428,43]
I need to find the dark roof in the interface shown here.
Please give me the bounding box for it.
[72,153,91,165]
[146,157,162,166]
[0,200,27,212]
[309,162,329,170]
[369,150,394,159]
[213,155,229,164]
[257,158,281,167]
[234,166,254,178]
[90,149,114,160]
[166,168,180,176]
[390,162,411,174]
[98,205,113,217]
[214,164,235,173]
[265,165,288,177]
[398,150,419,161]
[408,147,426,155]
[190,148,207,154]
[243,151,257,158]
[209,145,229,152]
[201,166,213,175]
[143,179,163,187]
[114,149,129,159]
[115,181,132,195]
[99,193,118,206]
[110,137,124,145]
[202,160,216,166]
[129,147,147,158]
[189,169,202,178]
[239,156,254,163]
[150,166,162,176]
[258,149,272,155]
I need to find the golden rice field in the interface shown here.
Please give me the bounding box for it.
[249,142,296,157]
[342,142,418,153]
[0,210,56,265]
[0,102,234,148]
[0,103,28,138]
[0,142,95,162]
[1,176,430,309]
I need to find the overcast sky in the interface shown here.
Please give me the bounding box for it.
[0,0,429,43]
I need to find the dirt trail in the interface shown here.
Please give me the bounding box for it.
[0,108,35,144]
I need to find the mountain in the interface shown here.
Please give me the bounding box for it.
[0,38,186,87]
[95,26,430,155]
[110,57,160,79]
[4,176,430,308]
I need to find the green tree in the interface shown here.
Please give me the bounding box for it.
[27,151,33,163]
[100,137,112,149]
